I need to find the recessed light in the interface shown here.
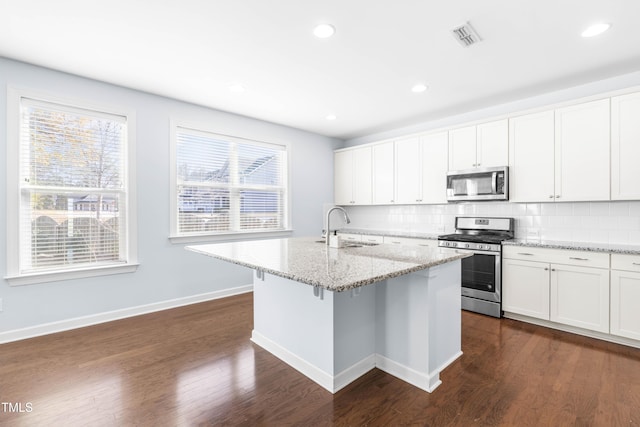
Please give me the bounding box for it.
[581,23,611,38]
[314,24,335,39]
[326,114,337,121]
[229,83,246,93]
[411,84,429,93]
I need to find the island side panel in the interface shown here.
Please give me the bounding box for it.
[375,260,462,392]
[251,271,336,387]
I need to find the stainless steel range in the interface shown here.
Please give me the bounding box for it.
[438,217,514,318]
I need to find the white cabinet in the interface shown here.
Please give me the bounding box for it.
[334,147,372,205]
[610,254,640,340]
[502,246,610,333]
[611,91,640,200]
[372,142,395,204]
[396,132,448,204]
[502,258,550,320]
[383,236,438,248]
[509,110,556,202]
[509,99,610,203]
[448,119,508,170]
[448,125,477,170]
[554,99,610,201]
[550,263,609,333]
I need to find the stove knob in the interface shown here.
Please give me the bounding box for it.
[464,243,470,248]
[479,245,485,250]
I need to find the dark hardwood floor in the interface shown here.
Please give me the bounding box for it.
[1,292,639,426]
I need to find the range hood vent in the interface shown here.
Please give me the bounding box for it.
[451,22,481,47]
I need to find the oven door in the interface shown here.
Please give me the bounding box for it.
[454,249,501,303]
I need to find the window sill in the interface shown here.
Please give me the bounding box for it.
[5,263,140,286]
[169,229,294,245]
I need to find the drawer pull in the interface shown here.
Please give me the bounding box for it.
[517,252,534,256]
[569,257,589,261]
[633,262,640,266]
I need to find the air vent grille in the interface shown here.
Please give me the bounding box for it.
[451,22,481,47]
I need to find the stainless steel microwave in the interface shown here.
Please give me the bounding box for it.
[446,166,509,202]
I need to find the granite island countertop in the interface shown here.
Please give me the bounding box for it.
[186,236,469,292]
[503,239,640,255]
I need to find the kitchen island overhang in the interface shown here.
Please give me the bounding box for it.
[186,237,470,394]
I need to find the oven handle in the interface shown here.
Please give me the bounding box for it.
[492,171,498,194]
[450,248,500,256]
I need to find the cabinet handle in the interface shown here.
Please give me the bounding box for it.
[551,268,556,272]
[390,200,394,203]
[555,195,561,198]
[633,262,640,266]
[569,257,588,261]
[544,267,549,271]
[518,252,534,256]
[549,195,554,199]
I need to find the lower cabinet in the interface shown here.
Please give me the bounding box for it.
[502,259,550,320]
[550,264,609,333]
[383,236,438,248]
[610,254,640,341]
[502,246,610,334]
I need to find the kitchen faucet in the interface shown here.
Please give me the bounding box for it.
[325,206,351,246]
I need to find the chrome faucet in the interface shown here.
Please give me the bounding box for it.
[325,206,351,246]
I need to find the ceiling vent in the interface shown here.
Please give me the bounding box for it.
[451,22,481,47]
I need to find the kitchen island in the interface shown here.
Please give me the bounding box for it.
[186,237,469,393]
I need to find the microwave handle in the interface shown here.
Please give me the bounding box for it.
[492,172,498,194]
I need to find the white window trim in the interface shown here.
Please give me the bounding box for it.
[5,87,138,285]
[169,119,293,244]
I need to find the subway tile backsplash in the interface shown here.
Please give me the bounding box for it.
[344,201,640,245]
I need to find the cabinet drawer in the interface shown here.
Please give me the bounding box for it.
[338,233,361,242]
[362,235,384,244]
[383,236,437,247]
[503,246,609,268]
[611,253,640,272]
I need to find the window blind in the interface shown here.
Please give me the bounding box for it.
[19,98,128,273]
[175,128,288,235]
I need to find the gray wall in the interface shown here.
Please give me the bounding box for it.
[0,57,342,334]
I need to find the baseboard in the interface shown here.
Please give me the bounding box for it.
[250,330,335,392]
[503,312,640,350]
[333,354,377,393]
[0,285,253,344]
[375,353,459,393]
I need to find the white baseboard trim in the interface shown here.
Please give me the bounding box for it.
[504,312,640,350]
[333,354,377,393]
[251,330,335,392]
[375,354,440,393]
[0,285,253,344]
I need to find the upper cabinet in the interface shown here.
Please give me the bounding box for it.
[509,110,556,202]
[554,99,610,201]
[611,92,640,200]
[396,132,448,204]
[448,119,508,171]
[510,99,610,203]
[372,142,395,204]
[334,146,372,205]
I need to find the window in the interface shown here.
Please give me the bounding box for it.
[170,124,290,240]
[6,89,137,284]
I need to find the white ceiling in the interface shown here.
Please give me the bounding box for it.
[2,1,640,140]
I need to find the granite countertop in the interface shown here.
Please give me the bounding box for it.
[338,228,441,240]
[503,239,640,255]
[186,237,469,292]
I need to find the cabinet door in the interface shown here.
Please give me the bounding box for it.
[611,92,640,200]
[508,110,555,202]
[610,270,640,340]
[476,119,508,168]
[421,132,449,204]
[334,150,353,205]
[395,136,422,203]
[352,147,372,205]
[448,125,477,170]
[372,142,395,204]
[550,264,609,333]
[502,258,550,320]
[554,99,610,201]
